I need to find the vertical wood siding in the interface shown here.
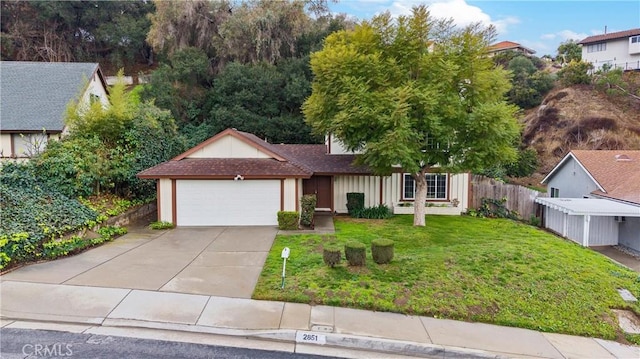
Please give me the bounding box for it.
[589,216,618,246]
[334,175,384,213]
[545,208,566,237]
[334,173,469,214]
[159,178,173,222]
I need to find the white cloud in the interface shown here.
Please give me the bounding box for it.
[556,30,587,41]
[540,33,556,40]
[384,0,519,34]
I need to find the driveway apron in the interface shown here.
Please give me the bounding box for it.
[1,227,277,299]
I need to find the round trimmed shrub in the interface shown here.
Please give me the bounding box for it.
[344,241,366,266]
[371,239,394,264]
[323,247,341,268]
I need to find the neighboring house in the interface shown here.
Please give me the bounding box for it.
[535,150,640,251]
[487,41,536,57]
[578,28,640,71]
[0,61,109,159]
[137,128,471,226]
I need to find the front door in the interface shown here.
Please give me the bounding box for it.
[303,176,332,210]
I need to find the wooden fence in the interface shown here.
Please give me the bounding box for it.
[470,175,546,220]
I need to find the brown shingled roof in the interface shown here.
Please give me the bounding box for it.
[138,158,311,179]
[572,150,640,205]
[578,28,640,44]
[275,144,371,175]
[138,128,374,180]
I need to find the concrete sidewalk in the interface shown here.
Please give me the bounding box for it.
[1,281,638,359]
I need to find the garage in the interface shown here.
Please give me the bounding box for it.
[176,180,280,226]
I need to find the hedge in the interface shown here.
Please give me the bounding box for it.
[277,211,299,230]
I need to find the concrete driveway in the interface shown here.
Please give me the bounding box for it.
[1,226,277,298]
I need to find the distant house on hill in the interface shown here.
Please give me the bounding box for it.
[0,61,109,159]
[535,150,640,251]
[487,41,536,57]
[579,28,640,71]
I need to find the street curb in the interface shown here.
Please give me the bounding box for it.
[98,318,510,358]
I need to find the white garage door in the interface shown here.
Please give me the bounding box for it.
[176,180,280,226]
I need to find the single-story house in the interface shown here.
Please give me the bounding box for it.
[137,128,471,226]
[0,61,109,159]
[535,150,640,251]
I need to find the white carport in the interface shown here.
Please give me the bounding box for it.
[535,197,640,247]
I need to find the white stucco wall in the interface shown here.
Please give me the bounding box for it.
[187,135,272,158]
[582,36,640,71]
[159,178,173,223]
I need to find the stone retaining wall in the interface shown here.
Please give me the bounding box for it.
[106,203,157,227]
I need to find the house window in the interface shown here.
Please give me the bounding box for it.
[631,36,640,44]
[403,173,448,200]
[587,43,606,53]
[89,94,100,104]
[550,187,560,198]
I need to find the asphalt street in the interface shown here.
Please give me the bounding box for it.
[0,328,343,359]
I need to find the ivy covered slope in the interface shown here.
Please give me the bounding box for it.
[0,163,101,269]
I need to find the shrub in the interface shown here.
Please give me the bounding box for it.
[474,198,519,220]
[277,211,299,230]
[505,148,539,178]
[351,204,392,219]
[558,60,593,86]
[530,215,541,227]
[97,225,128,239]
[344,241,366,266]
[149,221,175,230]
[346,193,365,215]
[323,246,341,268]
[42,236,88,259]
[371,239,394,264]
[300,194,317,227]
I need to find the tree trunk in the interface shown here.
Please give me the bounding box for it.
[413,168,429,226]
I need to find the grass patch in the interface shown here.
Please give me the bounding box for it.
[253,215,640,342]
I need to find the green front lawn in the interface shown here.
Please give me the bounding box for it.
[253,215,640,342]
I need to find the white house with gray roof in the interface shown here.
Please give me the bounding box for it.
[0,61,109,159]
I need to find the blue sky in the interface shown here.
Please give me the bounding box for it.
[328,0,640,56]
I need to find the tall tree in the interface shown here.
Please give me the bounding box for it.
[146,0,231,62]
[0,1,154,68]
[303,6,520,226]
[557,40,582,64]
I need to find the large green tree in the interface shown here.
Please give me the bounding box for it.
[557,40,582,64]
[1,1,154,68]
[303,6,520,226]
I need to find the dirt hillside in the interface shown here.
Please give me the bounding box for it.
[521,73,640,179]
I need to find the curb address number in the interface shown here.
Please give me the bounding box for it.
[296,331,326,345]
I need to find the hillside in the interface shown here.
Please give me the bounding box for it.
[521,73,640,180]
